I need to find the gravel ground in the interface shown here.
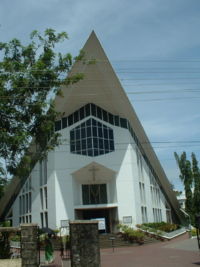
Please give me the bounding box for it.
[0,259,21,267]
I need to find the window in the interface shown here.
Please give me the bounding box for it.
[153,208,162,222]
[19,196,22,215]
[40,159,47,186]
[40,189,43,210]
[40,213,44,228]
[29,192,32,212]
[82,184,107,204]
[141,206,148,223]
[44,187,48,209]
[55,120,61,131]
[70,118,114,157]
[45,212,48,227]
[139,182,146,204]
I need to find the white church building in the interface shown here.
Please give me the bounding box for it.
[0,32,183,232]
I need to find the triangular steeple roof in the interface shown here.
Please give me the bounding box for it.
[55,31,183,221]
[0,32,183,223]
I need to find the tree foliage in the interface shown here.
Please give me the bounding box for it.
[174,152,200,222]
[0,29,83,180]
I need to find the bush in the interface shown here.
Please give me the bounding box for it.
[10,234,20,242]
[190,228,197,236]
[143,222,180,233]
[117,224,145,244]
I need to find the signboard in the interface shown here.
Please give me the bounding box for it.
[60,220,69,228]
[92,218,106,231]
[123,216,132,224]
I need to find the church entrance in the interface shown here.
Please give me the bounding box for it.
[75,207,118,233]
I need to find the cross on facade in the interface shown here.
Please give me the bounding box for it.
[89,165,99,182]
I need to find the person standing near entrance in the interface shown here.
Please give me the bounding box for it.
[45,234,54,264]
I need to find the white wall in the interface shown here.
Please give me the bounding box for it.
[10,115,171,229]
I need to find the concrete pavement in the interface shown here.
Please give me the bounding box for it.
[101,233,200,267]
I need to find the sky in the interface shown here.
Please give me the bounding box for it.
[1,0,200,191]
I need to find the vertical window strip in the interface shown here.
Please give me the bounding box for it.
[44,187,48,209]
[40,188,43,210]
[139,182,146,205]
[141,206,148,223]
[40,161,43,186]
[40,213,44,228]
[45,212,48,228]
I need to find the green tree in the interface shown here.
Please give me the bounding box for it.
[0,29,83,179]
[174,152,193,215]
[0,164,7,199]
[174,152,200,224]
[191,153,200,215]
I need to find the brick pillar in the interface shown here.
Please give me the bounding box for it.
[70,220,100,267]
[21,224,38,267]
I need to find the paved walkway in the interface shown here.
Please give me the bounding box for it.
[101,233,200,267]
[39,233,200,267]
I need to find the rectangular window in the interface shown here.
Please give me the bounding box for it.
[85,104,90,116]
[22,195,25,214]
[40,161,43,186]
[55,120,61,131]
[29,192,32,212]
[103,128,108,139]
[45,212,48,228]
[120,118,127,128]
[68,114,73,126]
[114,116,119,126]
[82,184,107,205]
[108,113,114,125]
[74,111,79,123]
[19,196,22,215]
[40,189,43,210]
[139,182,146,204]
[40,213,44,228]
[98,127,103,138]
[97,107,102,120]
[26,193,28,214]
[102,110,108,122]
[81,128,86,139]
[91,103,96,116]
[62,117,68,128]
[80,106,85,120]
[76,129,80,139]
[29,176,32,191]
[141,206,148,223]
[44,187,48,209]
[86,127,92,137]
[43,158,47,185]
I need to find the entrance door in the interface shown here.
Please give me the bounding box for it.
[82,209,110,233]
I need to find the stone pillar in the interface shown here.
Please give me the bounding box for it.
[70,220,100,267]
[21,224,38,267]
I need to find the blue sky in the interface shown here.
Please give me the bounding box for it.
[1,0,200,190]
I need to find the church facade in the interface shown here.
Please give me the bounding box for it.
[0,32,183,232]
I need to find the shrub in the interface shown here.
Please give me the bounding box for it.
[190,228,197,236]
[10,234,20,242]
[143,222,179,233]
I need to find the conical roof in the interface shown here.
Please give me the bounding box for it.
[55,31,183,222]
